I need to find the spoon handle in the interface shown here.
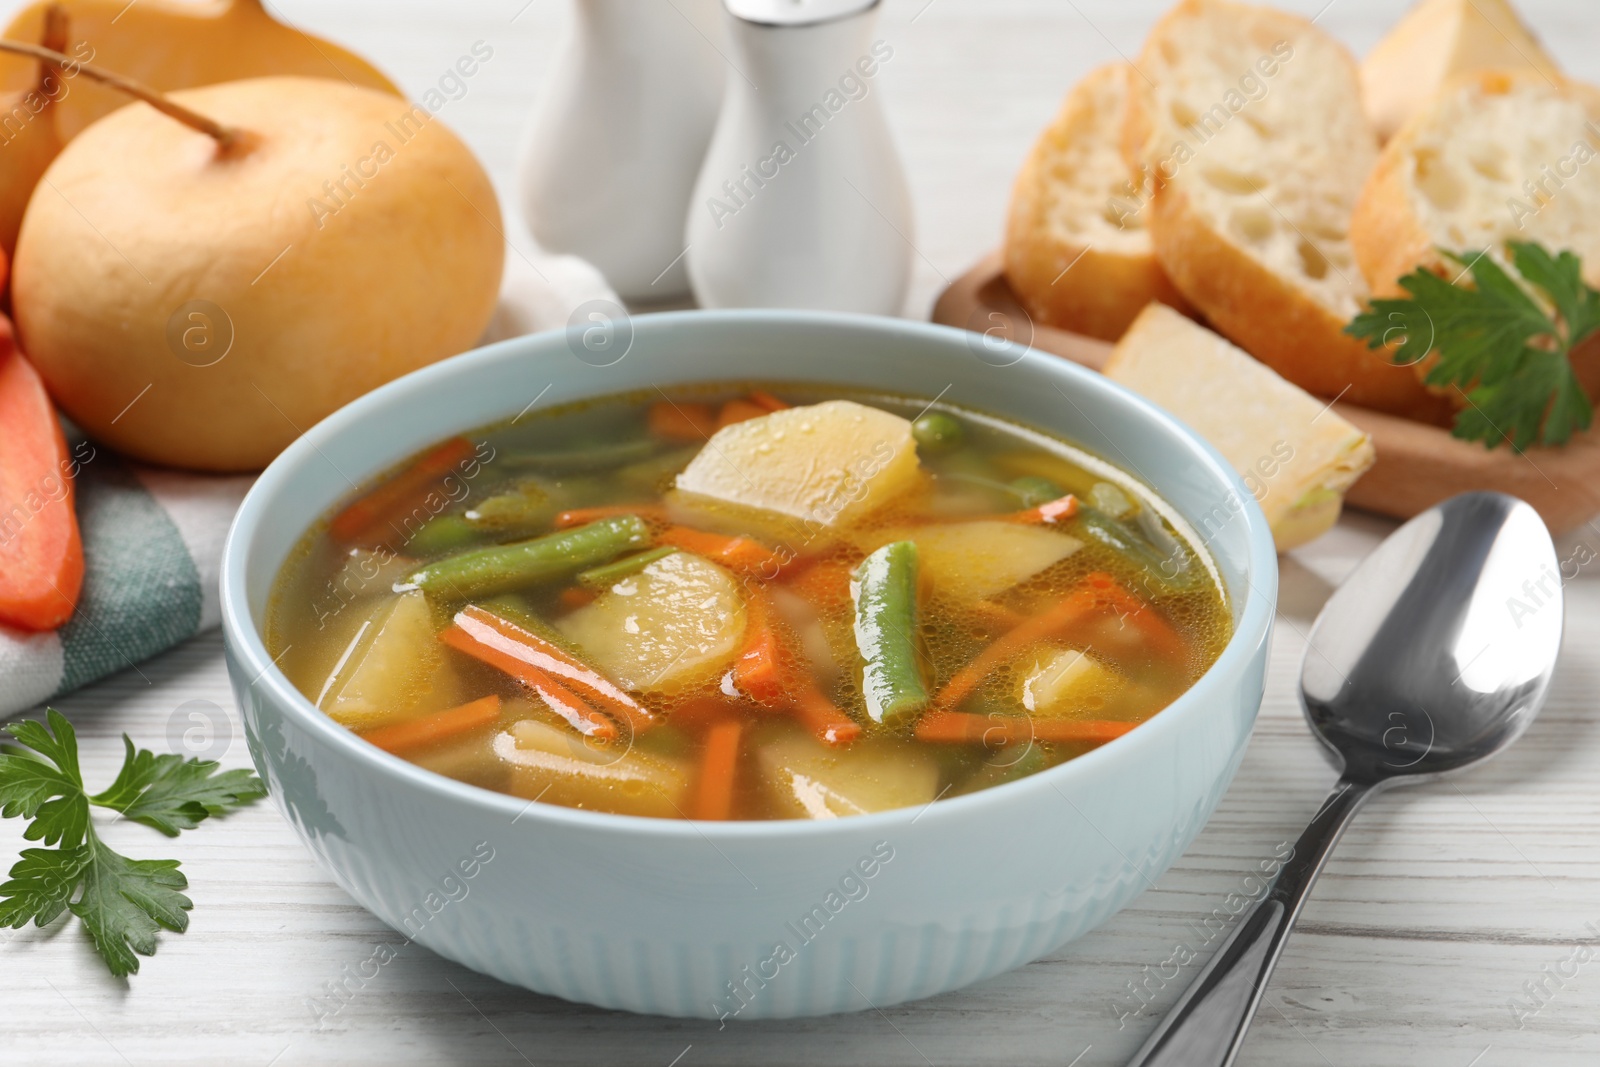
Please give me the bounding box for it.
[1124,776,1381,1067]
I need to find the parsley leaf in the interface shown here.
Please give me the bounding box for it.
[1346,241,1598,450]
[73,843,190,979]
[0,708,264,977]
[92,738,268,836]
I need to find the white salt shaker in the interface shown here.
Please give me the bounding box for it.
[518,0,725,302]
[686,0,913,314]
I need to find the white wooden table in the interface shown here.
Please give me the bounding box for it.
[5,2,1600,1064]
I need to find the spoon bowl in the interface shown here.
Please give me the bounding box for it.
[1302,491,1563,782]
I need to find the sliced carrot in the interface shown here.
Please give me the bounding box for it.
[559,586,597,610]
[914,710,1136,746]
[933,573,1189,712]
[359,695,504,754]
[733,591,787,704]
[329,436,475,545]
[792,687,862,746]
[553,504,670,530]
[439,624,618,741]
[734,589,859,745]
[781,558,853,612]
[0,330,82,631]
[648,400,717,443]
[691,720,743,820]
[445,605,655,732]
[1008,494,1079,525]
[746,390,789,413]
[1090,574,1189,661]
[658,525,784,578]
[933,587,1101,712]
[716,398,767,429]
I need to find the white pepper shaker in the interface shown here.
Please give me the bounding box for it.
[518,0,725,302]
[686,0,913,314]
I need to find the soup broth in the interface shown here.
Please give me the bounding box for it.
[266,385,1232,821]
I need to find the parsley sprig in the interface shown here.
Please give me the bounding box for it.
[0,709,265,977]
[1347,241,1600,451]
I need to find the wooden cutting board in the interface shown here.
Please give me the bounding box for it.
[932,252,1600,538]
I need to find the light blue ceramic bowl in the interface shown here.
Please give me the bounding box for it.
[220,310,1276,1020]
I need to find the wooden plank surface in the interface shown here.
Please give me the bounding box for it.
[4,2,1600,1065]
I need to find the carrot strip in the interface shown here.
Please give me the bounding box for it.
[716,398,767,429]
[1088,574,1190,661]
[329,436,475,544]
[553,504,669,530]
[733,588,789,704]
[648,400,716,443]
[525,671,619,741]
[1007,494,1079,525]
[658,525,784,578]
[447,605,655,732]
[746,390,789,413]
[914,710,1136,746]
[691,720,743,820]
[0,333,82,631]
[933,587,1101,712]
[792,688,862,746]
[735,589,860,745]
[359,695,504,754]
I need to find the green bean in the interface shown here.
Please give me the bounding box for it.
[498,438,659,473]
[1009,475,1064,508]
[409,515,649,600]
[1076,505,1198,593]
[613,446,699,493]
[465,481,553,531]
[952,742,1049,796]
[405,514,480,556]
[577,546,678,590]
[912,411,964,453]
[852,540,928,726]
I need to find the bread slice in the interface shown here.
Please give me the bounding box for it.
[1004,63,1190,341]
[1353,69,1600,299]
[1123,0,1452,423]
[1362,0,1561,144]
[1105,304,1375,551]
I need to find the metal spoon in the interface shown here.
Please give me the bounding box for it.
[1127,492,1563,1067]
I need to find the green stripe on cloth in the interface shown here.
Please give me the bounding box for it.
[55,456,202,694]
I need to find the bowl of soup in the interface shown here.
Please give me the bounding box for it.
[221,310,1276,1019]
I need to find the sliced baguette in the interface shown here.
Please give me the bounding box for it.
[1004,63,1191,341]
[1123,0,1451,423]
[1105,304,1375,551]
[1361,0,1561,144]
[1353,68,1600,298]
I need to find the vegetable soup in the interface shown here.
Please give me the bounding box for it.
[265,386,1232,820]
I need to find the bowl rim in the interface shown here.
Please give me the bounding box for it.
[220,309,1278,842]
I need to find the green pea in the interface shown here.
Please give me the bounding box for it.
[912,412,965,453]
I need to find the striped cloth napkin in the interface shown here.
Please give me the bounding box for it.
[0,251,617,717]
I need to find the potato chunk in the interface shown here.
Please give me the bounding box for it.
[317,591,442,729]
[674,400,920,530]
[494,723,690,819]
[759,733,939,819]
[857,521,1081,601]
[557,551,746,694]
[1017,648,1124,718]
